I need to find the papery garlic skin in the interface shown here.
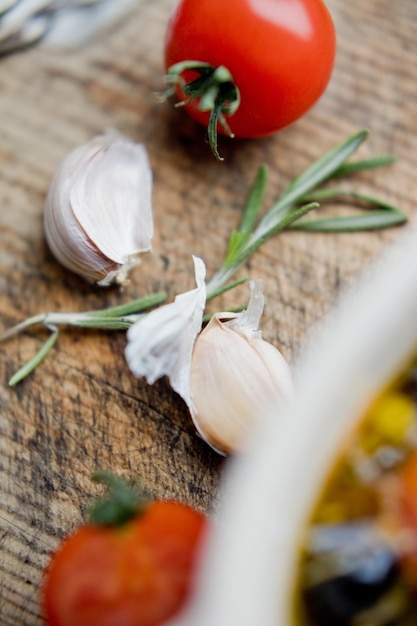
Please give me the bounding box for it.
[44,131,153,286]
[125,256,206,406]
[190,280,293,455]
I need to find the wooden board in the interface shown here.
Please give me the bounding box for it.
[0,0,416,623]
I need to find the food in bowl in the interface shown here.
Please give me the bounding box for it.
[296,354,417,625]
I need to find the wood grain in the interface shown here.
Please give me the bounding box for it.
[0,0,416,623]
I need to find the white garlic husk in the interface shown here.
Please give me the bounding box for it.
[44,130,153,286]
[125,256,206,405]
[189,280,293,455]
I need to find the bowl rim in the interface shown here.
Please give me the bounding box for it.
[174,229,417,626]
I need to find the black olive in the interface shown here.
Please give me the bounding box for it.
[302,523,400,625]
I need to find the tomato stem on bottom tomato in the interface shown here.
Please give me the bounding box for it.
[88,470,150,527]
[164,60,241,160]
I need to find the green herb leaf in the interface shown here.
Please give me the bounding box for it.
[292,189,407,232]
[63,316,138,330]
[290,211,406,232]
[333,155,397,178]
[225,164,267,267]
[8,328,58,386]
[206,276,248,301]
[278,130,369,208]
[82,292,167,319]
[238,202,320,263]
[238,164,268,233]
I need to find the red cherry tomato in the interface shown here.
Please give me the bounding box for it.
[400,452,417,524]
[43,500,206,626]
[395,452,417,590]
[164,0,336,140]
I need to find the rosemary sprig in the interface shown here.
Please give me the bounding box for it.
[1,129,406,384]
[205,130,406,297]
[3,293,167,386]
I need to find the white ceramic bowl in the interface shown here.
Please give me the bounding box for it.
[173,228,417,626]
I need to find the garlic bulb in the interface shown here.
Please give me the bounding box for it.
[44,131,153,286]
[189,280,293,455]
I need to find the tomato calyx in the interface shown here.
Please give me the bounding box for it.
[164,60,241,160]
[88,470,149,526]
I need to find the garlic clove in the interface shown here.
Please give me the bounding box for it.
[70,136,153,263]
[44,131,153,286]
[189,280,293,455]
[125,256,206,405]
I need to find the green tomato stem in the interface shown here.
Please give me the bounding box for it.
[165,60,240,160]
[89,471,149,527]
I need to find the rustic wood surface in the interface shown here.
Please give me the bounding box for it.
[0,0,416,623]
